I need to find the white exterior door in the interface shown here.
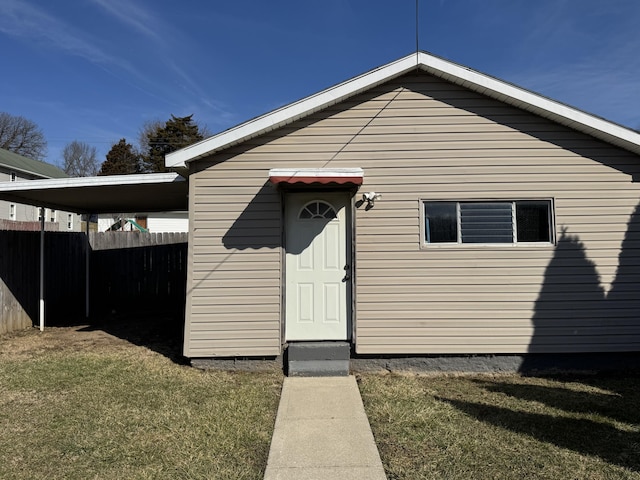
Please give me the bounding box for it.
[285,192,349,341]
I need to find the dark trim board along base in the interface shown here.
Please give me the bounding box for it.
[350,353,640,375]
[191,356,283,372]
[190,352,640,375]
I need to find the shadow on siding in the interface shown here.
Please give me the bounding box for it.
[525,228,606,356]
[607,201,640,304]
[523,200,640,368]
[423,71,640,470]
[222,182,282,250]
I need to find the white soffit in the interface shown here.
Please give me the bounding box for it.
[0,173,188,213]
[0,172,182,191]
[166,51,640,168]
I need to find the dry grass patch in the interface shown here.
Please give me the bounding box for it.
[358,373,640,480]
[0,326,282,480]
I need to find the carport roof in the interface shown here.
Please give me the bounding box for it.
[0,172,188,214]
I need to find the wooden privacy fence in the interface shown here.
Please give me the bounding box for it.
[89,232,188,316]
[0,231,188,334]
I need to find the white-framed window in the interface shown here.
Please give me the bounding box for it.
[10,204,16,220]
[423,199,554,246]
[10,171,16,182]
[38,207,43,221]
[67,213,73,230]
[50,209,56,222]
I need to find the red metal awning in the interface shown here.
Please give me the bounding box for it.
[269,168,364,186]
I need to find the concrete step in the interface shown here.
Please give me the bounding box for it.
[287,342,351,377]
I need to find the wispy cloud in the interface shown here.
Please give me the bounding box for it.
[163,59,235,121]
[514,67,639,127]
[0,0,129,71]
[510,43,640,128]
[86,0,235,123]
[0,0,117,67]
[0,0,187,108]
[0,2,256,139]
[88,0,163,44]
[498,2,640,129]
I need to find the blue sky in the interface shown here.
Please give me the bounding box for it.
[1,0,639,167]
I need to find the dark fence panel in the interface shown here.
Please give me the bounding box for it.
[45,232,87,322]
[89,233,188,317]
[0,231,39,334]
[0,231,187,334]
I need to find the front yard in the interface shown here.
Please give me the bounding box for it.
[359,372,640,479]
[0,325,282,480]
[3,323,640,480]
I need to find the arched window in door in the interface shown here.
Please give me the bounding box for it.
[299,200,337,220]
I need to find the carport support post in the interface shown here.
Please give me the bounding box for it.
[39,209,45,332]
[85,215,90,318]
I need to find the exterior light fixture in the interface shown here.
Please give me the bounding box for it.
[362,191,381,206]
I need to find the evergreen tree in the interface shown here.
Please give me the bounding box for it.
[99,139,142,175]
[142,114,206,173]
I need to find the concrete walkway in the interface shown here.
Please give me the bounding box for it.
[264,376,387,480]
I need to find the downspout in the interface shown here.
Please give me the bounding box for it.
[39,208,45,331]
[85,215,90,319]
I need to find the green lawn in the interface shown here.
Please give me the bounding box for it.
[6,326,640,480]
[359,373,640,480]
[0,329,282,480]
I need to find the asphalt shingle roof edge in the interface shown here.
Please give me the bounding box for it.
[0,147,68,179]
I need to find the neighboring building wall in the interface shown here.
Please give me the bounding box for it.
[146,211,188,233]
[185,71,640,358]
[0,167,80,231]
[97,212,188,233]
[97,215,116,232]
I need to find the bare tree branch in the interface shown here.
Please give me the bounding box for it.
[62,140,99,177]
[0,112,47,160]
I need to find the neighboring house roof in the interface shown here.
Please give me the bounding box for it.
[166,51,640,168]
[0,147,68,179]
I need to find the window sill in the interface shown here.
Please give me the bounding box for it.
[420,242,556,250]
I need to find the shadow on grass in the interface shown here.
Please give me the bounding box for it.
[438,375,640,472]
[473,376,640,425]
[78,308,187,364]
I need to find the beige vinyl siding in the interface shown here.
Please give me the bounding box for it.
[186,71,640,357]
[183,169,282,357]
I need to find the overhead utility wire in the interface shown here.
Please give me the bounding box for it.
[415,0,420,70]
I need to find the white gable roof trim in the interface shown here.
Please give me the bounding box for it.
[165,55,416,168]
[166,51,640,168]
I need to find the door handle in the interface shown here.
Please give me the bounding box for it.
[343,264,351,282]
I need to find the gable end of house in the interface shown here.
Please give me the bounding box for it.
[166,51,640,168]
